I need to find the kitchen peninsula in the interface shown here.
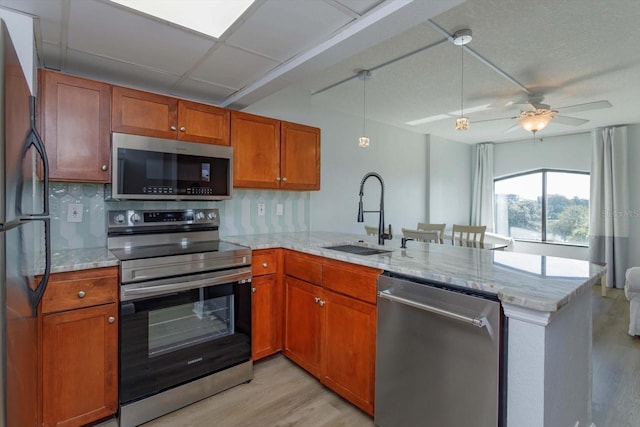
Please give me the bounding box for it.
[224,231,605,427]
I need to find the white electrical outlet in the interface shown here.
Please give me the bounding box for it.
[276,203,284,216]
[257,202,265,216]
[67,203,83,223]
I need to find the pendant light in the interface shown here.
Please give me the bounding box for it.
[357,70,371,147]
[453,29,472,131]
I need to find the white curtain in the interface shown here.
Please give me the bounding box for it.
[589,126,629,288]
[471,143,494,231]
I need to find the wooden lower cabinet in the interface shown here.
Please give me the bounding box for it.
[283,276,322,377]
[321,289,376,415]
[39,267,118,427]
[251,274,282,360]
[282,251,381,416]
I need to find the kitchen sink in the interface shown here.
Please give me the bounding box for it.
[323,244,392,256]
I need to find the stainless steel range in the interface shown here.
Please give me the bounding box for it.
[107,208,252,427]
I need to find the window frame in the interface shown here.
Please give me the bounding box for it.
[494,168,590,246]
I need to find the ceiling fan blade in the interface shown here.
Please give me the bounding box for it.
[553,115,590,126]
[556,100,612,115]
[504,123,522,133]
[472,116,513,124]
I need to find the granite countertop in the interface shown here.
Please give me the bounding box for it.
[222,231,606,313]
[47,247,120,274]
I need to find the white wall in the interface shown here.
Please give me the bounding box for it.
[627,124,640,267]
[244,85,429,236]
[493,132,591,259]
[0,8,36,94]
[428,134,472,230]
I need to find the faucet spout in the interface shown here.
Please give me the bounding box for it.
[357,172,392,245]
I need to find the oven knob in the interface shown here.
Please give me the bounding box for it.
[207,212,217,220]
[113,213,126,224]
[194,211,205,221]
[130,213,141,223]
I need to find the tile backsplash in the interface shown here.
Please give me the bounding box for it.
[49,183,310,250]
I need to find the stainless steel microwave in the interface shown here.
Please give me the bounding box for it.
[111,133,233,201]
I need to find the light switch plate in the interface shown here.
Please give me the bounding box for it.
[257,202,265,216]
[276,203,284,216]
[67,203,83,223]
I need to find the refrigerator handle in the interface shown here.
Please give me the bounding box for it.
[30,217,51,317]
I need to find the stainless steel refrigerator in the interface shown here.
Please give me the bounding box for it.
[0,20,50,427]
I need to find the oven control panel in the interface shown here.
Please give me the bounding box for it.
[108,209,220,228]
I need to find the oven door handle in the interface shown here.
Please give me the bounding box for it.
[122,270,250,299]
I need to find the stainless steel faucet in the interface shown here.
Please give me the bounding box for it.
[357,172,392,245]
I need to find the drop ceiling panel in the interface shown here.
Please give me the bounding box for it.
[190,44,280,90]
[65,48,181,94]
[174,78,237,105]
[225,0,354,62]
[334,0,385,15]
[67,0,214,76]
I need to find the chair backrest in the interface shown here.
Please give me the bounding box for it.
[417,223,446,242]
[402,228,439,243]
[451,224,486,244]
[364,225,389,235]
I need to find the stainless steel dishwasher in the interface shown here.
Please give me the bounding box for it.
[375,272,505,427]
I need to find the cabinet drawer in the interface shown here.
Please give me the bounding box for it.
[252,249,278,276]
[322,262,381,304]
[41,267,118,314]
[284,252,322,286]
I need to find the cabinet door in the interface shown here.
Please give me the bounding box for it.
[251,274,282,360]
[112,86,178,139]
[280,121,321,190]
[231,111,281,189]
[39,70,111,182]
[283,276,321,377]
[42,303,118,427]
[178,100,230,145]
[321,289,376,415]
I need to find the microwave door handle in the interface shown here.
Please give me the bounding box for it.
[122,270,250,298]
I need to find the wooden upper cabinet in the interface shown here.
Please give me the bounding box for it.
[231,112,321,190]
[231,111,281,189]
[178,100,230,145]
[38,70,111,182]
[281,121,320,190]
[112,86,230,145]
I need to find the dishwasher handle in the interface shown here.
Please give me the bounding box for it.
[378,290,487,328]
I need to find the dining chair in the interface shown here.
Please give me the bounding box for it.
[451,224,486,244]
[417,222,446,243]
[364,225,390,235]
[401,228,439,243]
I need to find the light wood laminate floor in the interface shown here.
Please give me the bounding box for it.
[98,285,638,427]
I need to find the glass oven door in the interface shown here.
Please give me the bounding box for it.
[119,280,251,404]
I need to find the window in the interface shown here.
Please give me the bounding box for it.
[494,170,589,245]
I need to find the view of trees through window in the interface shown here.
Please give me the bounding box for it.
[494,170,589,245]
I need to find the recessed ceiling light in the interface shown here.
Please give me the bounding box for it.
[109,0,255,39]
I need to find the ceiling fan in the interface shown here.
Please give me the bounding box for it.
[476,96,612,134]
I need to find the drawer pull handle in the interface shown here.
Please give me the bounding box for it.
[77,290,86,298]
[108,316,116,324]
[262,262,268,268]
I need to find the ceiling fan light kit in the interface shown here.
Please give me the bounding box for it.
[517,109,556,132]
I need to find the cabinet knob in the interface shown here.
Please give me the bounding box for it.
[276,176,281,181]
[319,300,325,307]
[314,296,320,304]
[262,262,268,268]
[170,125,177,131]
[108,316,115,324]
[251,287,256,293]
[282,177,288,182]
[101,165,108,171]
[180,126,186,132]
[77,290,86,298]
